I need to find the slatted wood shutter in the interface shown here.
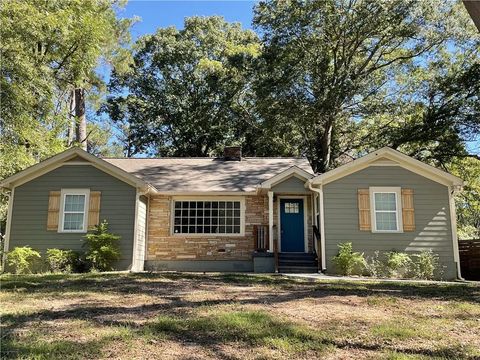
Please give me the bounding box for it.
[358,189,371,231]
[88,191,101,229]
[401,189,415,231]
[47,191,61,230]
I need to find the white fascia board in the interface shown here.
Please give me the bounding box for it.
[157,191,257,196]
[0,147,157,193]
[259,166,314,190]
[310,147,463,187]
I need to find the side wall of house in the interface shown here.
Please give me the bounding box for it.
[9,165,137,270]
[323,166,457,279]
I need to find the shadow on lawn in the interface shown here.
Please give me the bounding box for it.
[2,306,476,360]
[2,272,479,303]
[1,273,479,359]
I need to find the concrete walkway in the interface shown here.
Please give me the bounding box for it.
[282,272,474,285]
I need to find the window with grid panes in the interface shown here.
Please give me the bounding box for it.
[173,200,242,234]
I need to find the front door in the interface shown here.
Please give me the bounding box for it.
[280,198,305,252]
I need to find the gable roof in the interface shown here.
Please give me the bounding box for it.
[103,157,313,193]
[259,166,314,190]
[309,147,463,187]
[0,148,154,191]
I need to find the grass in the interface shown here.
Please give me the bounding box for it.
[0,272,479,359]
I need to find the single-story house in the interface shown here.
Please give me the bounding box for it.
[0,146,463,279]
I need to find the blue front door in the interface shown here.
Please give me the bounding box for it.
[280,199,305,252]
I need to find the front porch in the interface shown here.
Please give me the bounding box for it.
[252,192,321,273]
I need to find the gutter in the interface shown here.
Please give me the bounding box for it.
[1,187,13,271]
[308,181,326,272]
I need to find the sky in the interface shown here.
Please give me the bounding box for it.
[118,0,257,39]
[105,0,478,155]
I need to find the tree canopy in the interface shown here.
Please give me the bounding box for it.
[106,16,260,157]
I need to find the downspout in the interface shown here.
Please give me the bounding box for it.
[1,187,13,271]
[131,187,149,272]
[449,185,464,280]
[308,181,326,272]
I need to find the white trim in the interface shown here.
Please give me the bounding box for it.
[145,195,150,262]
[170,196,246,237]
[310,147,463,187]
[0,147,154,192]
[448,186,463,280]
[58,189,90,233]
[268,191,274,252]
[319,186,326,270]
[260,166,314,189]
[369,187,403,233]
[158,191,257,196]
[61,162,93,166]
[131,189,140,271]
[277,196,308,253]
[3,187,14,265]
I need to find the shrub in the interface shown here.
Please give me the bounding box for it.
[385,251,414,278]
[6,246,42,274]
[83,220,121,271]
[365,251,388,278]
[46,249,80,273]
[332,242,366,276]
[410,250,440,280]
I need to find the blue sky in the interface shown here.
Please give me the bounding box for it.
[118,0,257,39]
[106,1,478,155]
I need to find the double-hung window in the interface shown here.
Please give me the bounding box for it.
[172,199,244,235]
[370,187,402,232]
[59,189,89,232]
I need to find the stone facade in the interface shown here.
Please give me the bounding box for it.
[147,195,268,261]
[147,194,314,261]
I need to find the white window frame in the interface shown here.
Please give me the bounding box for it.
[58,189,90,233]
[170,196,245,237]
[369,187,403,233]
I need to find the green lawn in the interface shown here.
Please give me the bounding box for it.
[0,273,479,359]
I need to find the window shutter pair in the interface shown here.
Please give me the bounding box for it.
[357,188,415,232]
[47,191,101,231]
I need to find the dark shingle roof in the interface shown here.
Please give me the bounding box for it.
[103,157,313,192]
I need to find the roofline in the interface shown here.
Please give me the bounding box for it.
[155,191,258,196]
[259,165,314,189]
[0,148,156,192]
[309,147,463,187]
[102,156,309,160]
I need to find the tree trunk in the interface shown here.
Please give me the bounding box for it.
[74,88,87,151]
[67,89,75,146]
[317,120,333,172]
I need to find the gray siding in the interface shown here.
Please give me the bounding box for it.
[271,176,309,193]
[10,165,136,270]
[323,166,457,279]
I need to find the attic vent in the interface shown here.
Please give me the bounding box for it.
[223,146,242,161]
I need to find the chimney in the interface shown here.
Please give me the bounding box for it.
[223,146,242,161]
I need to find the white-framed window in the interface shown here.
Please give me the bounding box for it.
[370,187,403,233]
[284,202,300,214]
[172,198,245,236]
[59,189,90,233]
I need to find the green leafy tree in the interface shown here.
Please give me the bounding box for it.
[1,0,133,225]
[253,0,477,172]
[106,16,260,157]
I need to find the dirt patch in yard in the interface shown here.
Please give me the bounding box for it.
[1,273,479,359]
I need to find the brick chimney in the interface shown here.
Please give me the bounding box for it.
[223,146,242,161]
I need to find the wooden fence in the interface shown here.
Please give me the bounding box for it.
[459,239,480,280]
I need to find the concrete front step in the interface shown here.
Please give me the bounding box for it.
[278,266,319,273]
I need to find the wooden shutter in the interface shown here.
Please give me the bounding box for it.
[358,189,371,231]
[47,191,61,231]
[401,189,415,232]
[88,191,101,230]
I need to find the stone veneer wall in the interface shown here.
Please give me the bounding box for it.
[147,195,268,261]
